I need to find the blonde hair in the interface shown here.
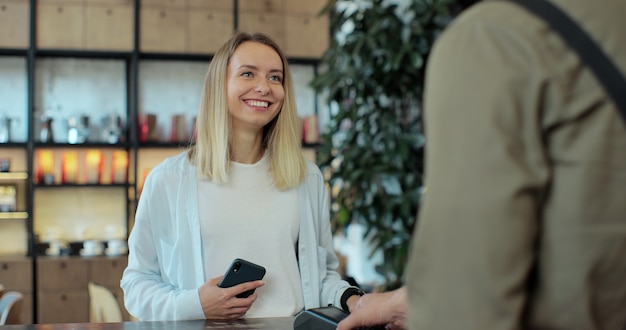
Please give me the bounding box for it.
[189,32,306,190]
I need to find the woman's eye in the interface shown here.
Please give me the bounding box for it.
[269,75,283,82]
[241,72,253,77]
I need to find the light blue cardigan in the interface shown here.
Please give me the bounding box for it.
[120,152,350,321]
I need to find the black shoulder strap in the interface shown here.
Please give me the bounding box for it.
[510,0,626,122]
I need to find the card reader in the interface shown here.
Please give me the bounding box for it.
[293,306,386,330]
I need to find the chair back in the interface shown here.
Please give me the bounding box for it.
[88,282,123,323]
[0,291,23,325]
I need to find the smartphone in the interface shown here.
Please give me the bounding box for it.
[217,258,266,298]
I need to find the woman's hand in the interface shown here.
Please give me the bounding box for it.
[198,276,265,320]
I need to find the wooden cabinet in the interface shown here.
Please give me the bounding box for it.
[139,0,187,53]
[38,257,89,289]
[285,0,329,58]
[37,257,89,323]
[85,2,134,51]
[37,256,129,324]
[238,12,286,50]
[285,0,327,15]
[37,0,84,49]
[186,7,233,54]
[33,0,328,55]
[0,256,33,292]
[139,5,186,52]
[0,256,34,324]
[238,0,329,58]
[0,0,30,48]
[37,0,133,51]
[285,13,329,58]
[238,0,286,49]
[89,257,126,287]
[238,0,284,12]
[141,0,236,54]
[37,291,89,323]
[187,0,232,9]
[141,0,185,7]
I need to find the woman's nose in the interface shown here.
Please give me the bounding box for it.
[255,79,270,95]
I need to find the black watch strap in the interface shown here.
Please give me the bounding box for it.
[340,287,365,312]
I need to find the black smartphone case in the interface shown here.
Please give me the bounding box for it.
[218,258,266,298]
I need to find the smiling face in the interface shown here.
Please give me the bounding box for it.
[226,41,285,134]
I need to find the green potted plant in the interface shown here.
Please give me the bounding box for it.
[312,0,469,290]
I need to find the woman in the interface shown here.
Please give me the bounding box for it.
[120,32,363,321]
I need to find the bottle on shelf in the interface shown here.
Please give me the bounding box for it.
[66,114,90,144]
[101,113,125,144]
[38,113,54,143]
[0,115,18,143]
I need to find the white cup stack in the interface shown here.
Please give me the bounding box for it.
[81,240,104,256]
[105,238,128,256]
[45,240,68,256]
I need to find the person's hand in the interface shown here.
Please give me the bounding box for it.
[198,276,265,320]
[337,286,408,330]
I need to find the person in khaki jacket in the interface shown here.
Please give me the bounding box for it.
[337,0,626,329]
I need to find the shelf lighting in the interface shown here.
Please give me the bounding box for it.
[111,151,128,184]
[37,150,55,184]
[62,151,79,184]
[0,212,28,220]
[85,149,103,184]
[0,172,28,180]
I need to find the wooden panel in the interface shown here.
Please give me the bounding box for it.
[284,13,329,58]
[0,257,32,291]
[140,7,186,52]
[85,3,133,51]
[37,2,84,49]
[237,12,285,49]
[37,258,89,290]
[37,0,82,3]
[18,291,33,324]
[92,0,133,4]
[187,0,232,10]
[141,0,185,8]
[89,256,127,287]
[238,0,284,13]
[285,0,326,14]
[0,256,33,323]
[0,0,30,48]
[187,8,233,54]
[38,0,130,3]
[37,290,89,323]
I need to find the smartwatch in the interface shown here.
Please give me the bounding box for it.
[340,287,365,311]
